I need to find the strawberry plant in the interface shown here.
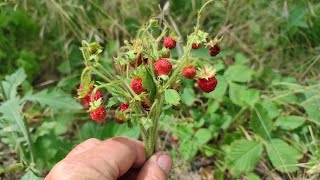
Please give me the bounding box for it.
[77,0,221,158]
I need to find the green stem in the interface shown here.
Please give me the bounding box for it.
[23,117,34,163]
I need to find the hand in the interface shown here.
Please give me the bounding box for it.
[45,136,172,180]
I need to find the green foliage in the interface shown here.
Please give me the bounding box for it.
[165,89,181,106]
[226,140,263,175]
[266,139,301,173]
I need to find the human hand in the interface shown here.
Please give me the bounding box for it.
[45,136,172,180]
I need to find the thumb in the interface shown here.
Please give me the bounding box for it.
[137,151,172,180]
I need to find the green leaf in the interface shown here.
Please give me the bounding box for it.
[229,82,247,106]
[261,99,280,119]
[266,139,301,172]
[181,87,195,106]
[194,128,212,145]
[247,173,260,180]
[0,98,32,155]
[106,97,118,108]
[303,89,320,123]
[25,89,82,111]
[179,140,198,160]
[275,116,306,130]
[139,117,153,131]
[224,65,254,82]
[250,103,272,139]
[21,170,42,180]
[165,89,180,106]
[234,53,249,65]
[226,140,263,175]
[142,70,157,100]
[1,68,26,100]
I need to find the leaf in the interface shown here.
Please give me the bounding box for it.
[266,139,301,172]
[224,65,254,82]
[165,89,180,106]
[275,115,306,130]
[229,82,247,106]
[179,140,198,160]
[234,53,249,65]
[226,140,263,175]
[247,173,260,180]
[261,99,280,119]
[1,68,26,100]
[106,97,118,108]
[194,128,212,145]
[142,70,157,101]
[0,98,31,154]
[181,87,195,106]
[250,103,272,139]
[25,89,82,111]
[21,170,42,180]
[303,89,320,123]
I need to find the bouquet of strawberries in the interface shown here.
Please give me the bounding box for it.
[77,0,221,158]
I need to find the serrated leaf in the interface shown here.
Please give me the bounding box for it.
[275,116,306,130]
[142,70,157,100]
[1,68,26,100]
[266,139,301,172]
[234,53,249,65]
[25,89,82,111]
[0,98,31,153]
[250,103,272,139]
[106,97,118,108]
[229,82,247,106]
[165,89,180,106]
[227,140,263,175]
[224,65,254,82]
[261,99,280,119]
[139,117,153,131]
[181,87,195,106]
[194,128,212,145]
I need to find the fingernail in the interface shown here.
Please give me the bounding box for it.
[157,154,172,174]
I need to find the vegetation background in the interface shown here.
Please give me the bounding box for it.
[0,0,319,179]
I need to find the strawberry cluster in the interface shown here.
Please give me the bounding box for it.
[78,0,222,157]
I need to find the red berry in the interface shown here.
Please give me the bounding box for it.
[171,136,179,143]
[209,45,220,56]
[115,118,125,124]
[182,66,196,79]
[120,103,129,111]
[197,77,218,93]
[141,101,150,111]
[163,37,176,49]
[90,106,106,122]
[130,78,145,95]
[192,43,201,49]
[79,85,104,109]
[130,54,143,67]
[154,58,172,76]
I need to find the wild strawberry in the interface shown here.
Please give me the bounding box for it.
[154,58,172,76]
[206,37,222,57]
[163,37,176,49]
[78,85,104,109]
[171,136,179,143]
[182,66,196,79]
[120,103,129,111]
[90,106,106,122]
[192,43,201,49]
[130,78,145,95]
[115,118,125,124]
[197,66,218,93]
[141,101,150,111]
[209,45,220,56]
[130,54,143,67]
[198,77,218,93]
